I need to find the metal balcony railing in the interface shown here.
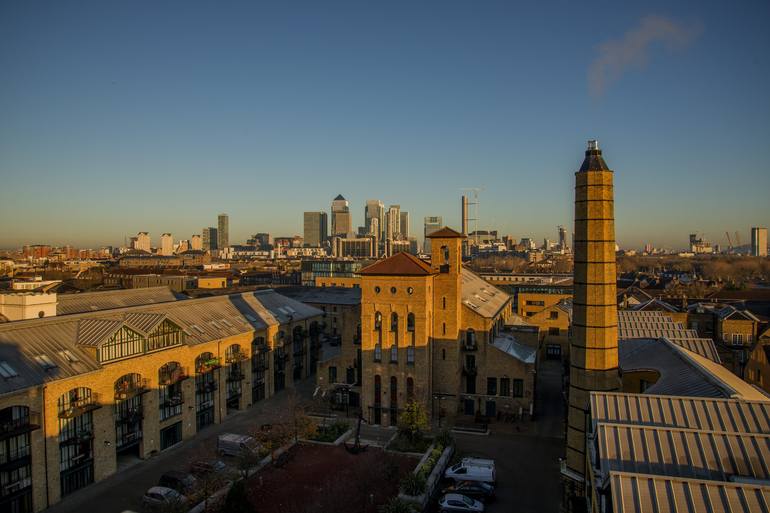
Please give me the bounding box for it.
[60,429,94,446]
[0,444,31,467]
[226,351,249,364]
[114,378,150,401]
[227,370,245,382]
[0,412,40,440]
[59,394,102,419]
[159,367,189,386]
[162,395,184,408]
[196,380,218,394]
[196,357,222,374]
[115,410,144,425]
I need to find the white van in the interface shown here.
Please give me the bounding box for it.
[444,462,496,484]
[217,433,260,457]
[461,458,495,470]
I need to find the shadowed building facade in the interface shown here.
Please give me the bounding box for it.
[564,141,620,505]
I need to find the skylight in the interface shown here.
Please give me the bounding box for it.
[33,354,57,370]
[0,361,18,379]
[58,350,80,363]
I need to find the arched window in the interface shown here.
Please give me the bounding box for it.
[442,322,446,336]
[466,329,476,349]
[442,245,449,263]
[226,344,245,364]
[114,373,145,400]
[158,362,184,421]
[374,342,382,362]
[390,343,398,363]
[196,352,220,374]
[374,375,381,405]
[407,377,415,401]
[375,311,383,344]
[442,348,446,360]
[407,313,415,332]
[390,312,398,332]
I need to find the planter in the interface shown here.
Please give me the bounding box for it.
[397,444,454,511]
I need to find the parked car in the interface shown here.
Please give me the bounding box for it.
[444,463,496,484]
[189,459,227,477]
[461,457,495,470]
[441,481,495,502]
[217,433,261,457]
[158,470,198,497]
[438,493,485,513]
[141,486,188,512]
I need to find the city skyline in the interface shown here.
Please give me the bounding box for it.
[2,2,769,249]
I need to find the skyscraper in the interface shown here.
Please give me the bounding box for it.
[190,234,202,251]
[217,213,229,249]
[399,211,410,239]
[423,216,443,253]
[558,225,567,251]
[385,205,400,240]
[565,140,620,493]
[365,200,385,238]
[202,227,218,251]
[160,233,173,256]
[331,195,352,238]
[303,211,328,247]
[751,227,768,257]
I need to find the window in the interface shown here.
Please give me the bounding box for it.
[374,343,382,362]
[732,333,744,345]
[466,329,476,348]
[526,300,545,307]
[390,287,397,294]
[548,327,560,336]
[549,311,559,320]
[407,287,414,295]
[442,297,447,310]
[146,320,183,352]
[0,361,18,378]
[486,378,497,396]
[59,350,80,363]
[33,354,57,370]
[374,286,381,294]
[390,344,398,363]
[500,377,510,396]
[513,379,524,397]
[442,349,446,360]
[407,313,415,332]
[442,245,449,263]
[442,323,446,335]
[98,326,144,363]
[328,366,337,383]
[390,312,398,332]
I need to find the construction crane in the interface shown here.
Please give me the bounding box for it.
[725,231,733,252]
[735,231,741,248]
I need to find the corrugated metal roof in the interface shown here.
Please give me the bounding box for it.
[76,318,124,347]
[123,312,167,334]
[596,423,770,483]
[609,471,770,513]
[590,392,770,433]
[461,269,510,319]
[0,290,322,396]
[618,310,720,362]
[57,287,182,315]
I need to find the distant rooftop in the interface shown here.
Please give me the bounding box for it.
[57,287,183,315]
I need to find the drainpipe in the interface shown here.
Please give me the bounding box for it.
[42,385,50,509]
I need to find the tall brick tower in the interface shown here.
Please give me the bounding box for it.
[564,140,620,507]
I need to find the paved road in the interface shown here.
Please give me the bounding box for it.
[448,359,565,513]
[48,378,317,513]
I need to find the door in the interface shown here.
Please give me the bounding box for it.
[485,400,496,418]
[160,422,182,451]
[464,399,475,415]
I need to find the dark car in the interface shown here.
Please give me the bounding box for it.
[189,459,227,477]
[441,481,495,502]
[158,470,198,497]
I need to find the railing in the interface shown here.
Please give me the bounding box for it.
[251,361,269,372]
[116,410,143,425]
[0,444,30,466]
[0,476,32,496]
[196,380,218,394]
[114,378,150,400]
[226,351,249,364]
[60,429,94,446]
[0,411,41,439]
[162,395,184,408]
[196,357,222,374]
[159,367,189,386]
[59,394,102,419]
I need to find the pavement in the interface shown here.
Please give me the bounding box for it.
[441,359,566,513]
[47,377,318,513]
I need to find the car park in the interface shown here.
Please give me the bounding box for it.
[217,433,261,457]
[141,486,188,512]
[441,481,495,502]
[444,462,496,484]
[438,493,485,513]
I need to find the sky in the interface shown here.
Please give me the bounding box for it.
[1,1,769,251]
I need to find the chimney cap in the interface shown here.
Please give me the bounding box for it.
[587,140,599,150]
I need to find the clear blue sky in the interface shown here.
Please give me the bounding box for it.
[1,1,769,250]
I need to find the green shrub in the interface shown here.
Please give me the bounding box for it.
[436,429,454,447]
[380,498,415,513]
[399,472,426,496]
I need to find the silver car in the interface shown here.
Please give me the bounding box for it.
[438,493,485,513]
[141,486,188,512]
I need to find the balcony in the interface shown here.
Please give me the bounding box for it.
[462,364,477,376]
[226,351,249,364]
[162,395,184,408]
[196,380,218,394]
[462,341,478,351]
[0,444,31,467]
[60,429,94,446]
[59,394,102,419]
[116,410,143,425]
[196,357,221,374]
[114,378,150,401]
[251,361,268,372]
[0,412,40,440]
[159,367,189,386]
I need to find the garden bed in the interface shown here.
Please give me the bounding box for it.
[246,444,418,513]
[305,420,351,444]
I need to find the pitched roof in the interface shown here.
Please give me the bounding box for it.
[359,252,435,276]
[57,287,182,315]
[333,194,346,200]
[426,226,465,239]
[461,269,510,319]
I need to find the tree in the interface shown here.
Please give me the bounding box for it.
[397,401,428,442]
[222,480,251,513]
